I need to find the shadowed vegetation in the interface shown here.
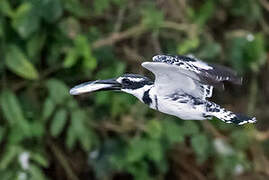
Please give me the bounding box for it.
[0,0,269,179]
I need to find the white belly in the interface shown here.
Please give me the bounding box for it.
[154,96,206,120]
[142,86,207,120]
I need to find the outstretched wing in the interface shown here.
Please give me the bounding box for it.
[152,55,242,87]
[142,61,213,99]
[142,54,241,99]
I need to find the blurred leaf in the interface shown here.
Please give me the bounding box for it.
[162,120,184,144]
[0,90,25,126]
[93,139,125,178]
[66,125,77,149]
[95,91,112,106]
[46,42,62,65]
[198,42,221,60]
[77,130,92,151]
[5,45,39,80]
[66,99,78,109]
[245,33,266,72]
[0,17,4,38]
[0,127,6,144]
[194,0,215,26]
[75,35,97,70]
[0,0,13,17]
[146,119,162,139]
[29,121,44,138]
[228,36,246,73]
[182,121,200,136]
[215,153,249,179]
[177,37,200,54]
[142,4,164,30]
[8,126,27,144]
[46,79,70,104]
[186,7,195,20]
[93,0,126,15]
[63,0,88,17]
[127,138,147,163]
[39,0,63,23]
[71,110,86,133]
[29,164,47,180]
[11,3,39,38]
[230,0,261,21]
[231,130,250,150]
[59,17,81,39]
[0,145,20,169]
[191,134,210,163]
[50,108,68,137]
[31,153,49,168]
[146,140,163,163]
[127,161,151,180]
[111,93,133,117]
[41,98,55,122]
[27,33,46,60]
[64,35,97,70]
[70,109,92,151]
[0,90,31,139]
[93,0,111,15]
[63,48,79,68]
[96,60,126,78]
[0,170,14,179]
[228,33,266,73]
[82,55,97,71]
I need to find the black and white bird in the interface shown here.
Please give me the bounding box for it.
[70,54,256,125]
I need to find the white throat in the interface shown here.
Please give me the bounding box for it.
[122,85,154,102]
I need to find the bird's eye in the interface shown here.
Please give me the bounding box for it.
[122,79,131,85]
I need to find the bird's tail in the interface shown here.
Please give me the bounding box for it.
[205,102,256,125]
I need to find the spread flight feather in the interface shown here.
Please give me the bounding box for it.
[142,54,242,100]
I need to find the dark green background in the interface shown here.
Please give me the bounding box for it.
[0,0,268,179]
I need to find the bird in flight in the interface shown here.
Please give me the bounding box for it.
[70,54,256,125]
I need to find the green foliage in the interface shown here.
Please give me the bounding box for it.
[0,90,31,137]
[11,3,40,39]
[63,35,97,71]
[177,37,200,55]
[141,3,164,30]
[50,108,68,137]
[191,134,210,163]
[228,33,266,73]
[229,0,261,21]
[46,79,70,104]
[5,45,39,80]
[0,0,267,179]
[194,0,215,27]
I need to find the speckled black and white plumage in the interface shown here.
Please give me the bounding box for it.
[70,54,256,125]
[141,54,256,125]
[152,54,242,86]
[160,93,256,125]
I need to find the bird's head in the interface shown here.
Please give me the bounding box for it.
[70,74,153,100]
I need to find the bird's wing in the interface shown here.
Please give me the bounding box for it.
[142,55,241,99]
[152,55,242,87]
[142,61,213,99]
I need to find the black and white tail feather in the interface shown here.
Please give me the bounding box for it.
[204,100,256,125]
[70,54,256,126]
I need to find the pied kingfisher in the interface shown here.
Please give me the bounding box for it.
[70,54,256,125]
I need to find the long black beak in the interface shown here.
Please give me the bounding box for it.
[69,78,122,95]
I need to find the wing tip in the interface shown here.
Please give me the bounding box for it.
[232,113,257,125]
[141,62,152,69]
[231,76,243,85]
[237,116,257,125]
[141,61,150,66]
